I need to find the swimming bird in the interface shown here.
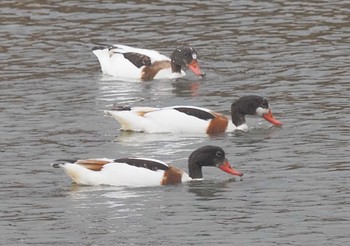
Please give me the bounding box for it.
[105,95,282,134]
[51,145,243,187]
[92,44,205,80]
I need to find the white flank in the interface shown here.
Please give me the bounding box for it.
[61,162,166,187]
[154,68,185,79]
[106,106,212,133]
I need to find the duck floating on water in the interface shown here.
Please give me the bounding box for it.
[92,44,205,81]
[51,145,243,187]
[105,95,282,134]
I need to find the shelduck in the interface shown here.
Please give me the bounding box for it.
[105,95,282,134]
[51,145,243,187]
[92,44,205,80]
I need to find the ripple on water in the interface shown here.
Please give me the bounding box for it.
[1,0,349,245]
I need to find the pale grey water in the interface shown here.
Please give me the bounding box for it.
[0,0,349,245]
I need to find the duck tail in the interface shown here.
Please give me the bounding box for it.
[51,159,77,168]
[111,105,132,111]
[91,43,111,51]
[92,45,111,73]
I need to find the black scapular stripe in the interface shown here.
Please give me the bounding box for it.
[122,52,152,68]
[174,107,215,120]
[114,158,169,171]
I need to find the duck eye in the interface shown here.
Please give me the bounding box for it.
[184,52,189,57]
[216,151,223,158]
[261,99,268,108]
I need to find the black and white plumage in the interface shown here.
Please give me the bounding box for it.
[105,96,283,134]
[51,146,243,187]
[92,44,205,81]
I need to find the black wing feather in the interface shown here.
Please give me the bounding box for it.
[122,52,152,68]
[114,158,169,171]
[174,107,215,120]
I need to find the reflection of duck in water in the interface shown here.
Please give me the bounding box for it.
[105,95,282,134]
[51,146,243,187]
[92,44,205,80]
[187,178,239,199]
[171,81,201,97]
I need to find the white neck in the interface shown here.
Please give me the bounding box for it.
[226,121,248,132]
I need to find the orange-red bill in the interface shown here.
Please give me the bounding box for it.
[218,159,243,177]
[188,60,205,77]
[262,109,282,126]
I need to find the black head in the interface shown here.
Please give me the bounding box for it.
[171,47,198,66]
[230,95,282,127]
[231,96,269,115]
[170,47,204,76]
[188,145,243,179]
[189,145,226,168]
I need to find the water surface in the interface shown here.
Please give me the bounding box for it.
[0,0,349,245]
